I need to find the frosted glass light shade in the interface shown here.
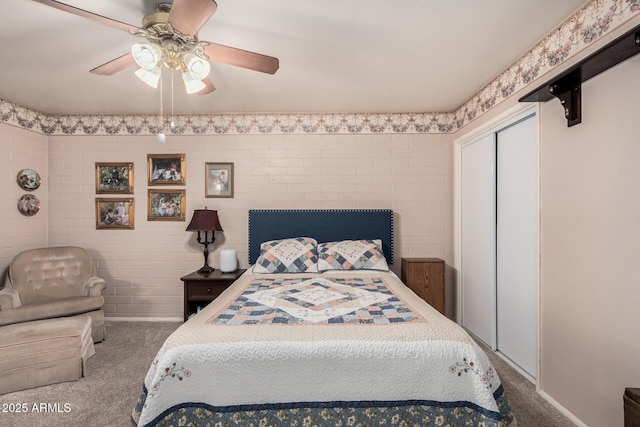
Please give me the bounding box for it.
[135,66,161,88]
[131,43,162,70]
[182,72,206,94]
[183,52,210,80]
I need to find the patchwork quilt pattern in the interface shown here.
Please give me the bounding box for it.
[318,239,388,271]
[253,237,318,273]
[208,277,420,325]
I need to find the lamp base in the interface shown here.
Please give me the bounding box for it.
[197,265,215,274]
[197,239,215,274]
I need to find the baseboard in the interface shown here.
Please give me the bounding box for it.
[538,390,588,427]
[105,316,182,322]
[494,350,536,384]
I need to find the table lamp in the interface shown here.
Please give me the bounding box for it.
[186,208,223,273]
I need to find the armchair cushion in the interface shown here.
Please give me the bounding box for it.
[0,296,104,326]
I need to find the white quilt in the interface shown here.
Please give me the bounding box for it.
[133,270,511,427]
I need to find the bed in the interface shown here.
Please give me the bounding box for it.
[132,209,515,427]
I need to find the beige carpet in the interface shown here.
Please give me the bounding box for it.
[477,341,576,427]
[0,321,575,427]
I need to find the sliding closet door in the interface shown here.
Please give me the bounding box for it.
[461,134,496,347]
[496,114,538,378]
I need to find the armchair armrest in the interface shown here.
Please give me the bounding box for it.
[0,291,21,311]
[85,277,107,297]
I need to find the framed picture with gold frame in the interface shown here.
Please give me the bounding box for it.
[95,198,134,229]
[148,154,185,185]
[147,189,186,221]
[205,162,234,198]
[95,162,133,194]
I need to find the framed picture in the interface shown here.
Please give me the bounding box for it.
[95,162,133,194]
[96,198,134,230]
[148,189,186,221]
[205,162,234,198]
[148,154,185,185]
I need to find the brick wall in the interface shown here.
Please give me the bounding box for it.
[40,131,451,319]
[0,124,48,272]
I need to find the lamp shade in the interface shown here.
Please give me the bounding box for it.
[183,52,211,80]
[131,43,162,70]
[134,66,161,88]
[186,208,223,232]
[182,71,207,94]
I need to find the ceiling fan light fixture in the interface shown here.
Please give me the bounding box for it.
[135,66,162,88]
[35,0,280,97]
[131,43,162,70]
[183,52,211,81]
[182,71,206,94]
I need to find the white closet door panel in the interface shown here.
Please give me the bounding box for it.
[461,134,496,347]
[496,115,538,378]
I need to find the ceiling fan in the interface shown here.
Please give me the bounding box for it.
[30,0,279,95]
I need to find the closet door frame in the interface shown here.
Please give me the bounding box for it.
[453,103,540,385]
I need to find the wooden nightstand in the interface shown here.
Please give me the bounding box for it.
[181,269,246,321]
[400,258,445,315]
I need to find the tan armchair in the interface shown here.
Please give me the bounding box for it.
[0,246,106,342]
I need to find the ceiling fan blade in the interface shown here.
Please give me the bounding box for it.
[168,0,217,36]
[29,0,139,33]
[90,53,136,76]
[197,78,216,95]
[203,43,279,74]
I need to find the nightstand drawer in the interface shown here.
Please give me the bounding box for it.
[187,282,231,299]
[181,269,246,321]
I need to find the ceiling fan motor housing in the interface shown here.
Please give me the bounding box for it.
[142,3,171,29]
[135,2,208,72]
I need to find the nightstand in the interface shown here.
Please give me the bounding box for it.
[181,269,246,321]
[400,258,445,315]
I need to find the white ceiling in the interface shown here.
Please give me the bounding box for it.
[0,0,588,116]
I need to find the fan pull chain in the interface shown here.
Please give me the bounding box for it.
[170,72,176,131]
[158,68,166,143]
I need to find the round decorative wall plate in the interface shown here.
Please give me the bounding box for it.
[16,169,41,191]
[17,194,40,216]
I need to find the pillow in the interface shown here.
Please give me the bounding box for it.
[252,237,318,273]
[317,239,389,272]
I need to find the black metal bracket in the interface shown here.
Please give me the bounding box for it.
[520,25,640,127]
[549,70,582,127]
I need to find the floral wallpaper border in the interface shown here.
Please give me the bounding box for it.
[1,0,638,136]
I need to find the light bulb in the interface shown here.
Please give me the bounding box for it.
[157,132,166,144]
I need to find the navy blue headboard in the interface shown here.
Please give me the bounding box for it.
[248,209,394,265]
